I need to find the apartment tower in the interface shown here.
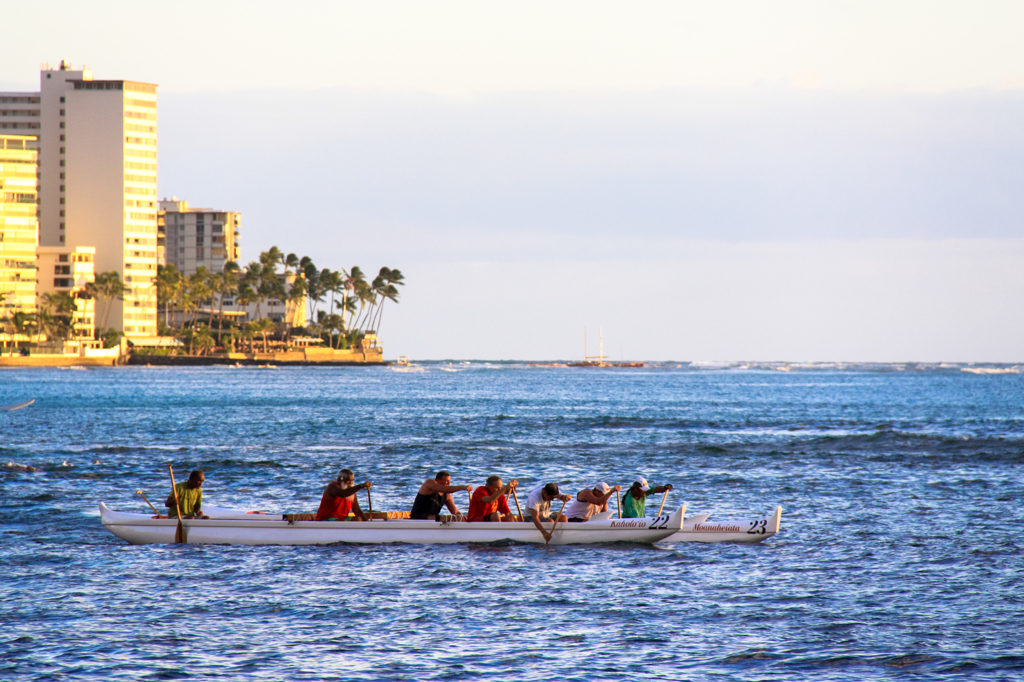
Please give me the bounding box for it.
[158,198,241,275]
[0,62,159,338]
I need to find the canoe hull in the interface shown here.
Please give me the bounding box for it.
[99,503,686,546]
[666,507,782,543]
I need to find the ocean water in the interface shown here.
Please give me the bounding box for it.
[1,364,1021,681]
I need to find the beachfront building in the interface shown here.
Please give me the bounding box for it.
[158,198,240,275]
[0,134,39,344]
[0,62,159,339]
[36,246,96,341]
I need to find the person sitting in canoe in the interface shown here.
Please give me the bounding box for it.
[315,468,372,521]
[165,470,208,519]
[525,483,572,542]
[621,477,673,518]
[467,475,518,522]
[410,470,473,520]
[565,481,621,522]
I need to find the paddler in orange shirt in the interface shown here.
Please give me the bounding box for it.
[315,468,372,521]
[467,475,518,522]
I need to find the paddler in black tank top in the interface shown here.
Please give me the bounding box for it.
[410,470,473,520]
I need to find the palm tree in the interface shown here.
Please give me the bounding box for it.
[39,292,77,342]
[187,267,212,328]
[302,261,323,328]
[340,266,364,332]
[236,280,256,324]
[285,275,306,343]
[215,261,240,346]
[260,247,283,270]
[251,317,276,353]
[243,262,263,319]
[284,253,300,278]
[351,277,376,333]
[84,271,126,333]
[321,269,341,318]
[370,267,405,334]
[187,323,215,355]
[156,264,183,330]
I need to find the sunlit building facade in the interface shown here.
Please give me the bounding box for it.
[0,134,39,339]
[36,245,96,340]
[0,62,159,338]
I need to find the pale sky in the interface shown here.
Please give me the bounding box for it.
[5,2,1023,360]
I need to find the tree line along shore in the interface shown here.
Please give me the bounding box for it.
[2,245,404,361]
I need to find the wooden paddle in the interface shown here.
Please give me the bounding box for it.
[616,490,622,519]
[168,465,185,544]
[545,497,570,545]
[136,490,161,516]
[657,490,670,516]
[366,483,373,519]
[511,484,524,521]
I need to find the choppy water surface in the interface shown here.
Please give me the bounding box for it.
[1,364,1022,681]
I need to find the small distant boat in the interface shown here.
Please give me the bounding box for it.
[257,364,277,369]
[396,356,410,366]
[961,367,1019,375]
[1,399,35,412]
[98,504,782,546]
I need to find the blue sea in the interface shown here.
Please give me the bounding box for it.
[1,363,1022,681]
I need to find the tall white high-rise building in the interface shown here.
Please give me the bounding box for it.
[0,61,159,338]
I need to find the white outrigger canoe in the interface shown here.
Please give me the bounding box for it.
[99,502,782,546]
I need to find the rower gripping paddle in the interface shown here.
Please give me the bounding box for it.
[168,465,185,544]
[546,497,570,545]
[657,490,670,517]
[511,484,524,521]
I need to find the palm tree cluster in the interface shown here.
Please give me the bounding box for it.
[154,246,404,354]
[0,291,81,350]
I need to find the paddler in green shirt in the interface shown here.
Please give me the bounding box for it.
[621,476,673,518]
[165,470,208,519]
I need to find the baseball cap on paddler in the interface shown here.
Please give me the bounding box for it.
[594,482,611,493]
[633,476,651,491]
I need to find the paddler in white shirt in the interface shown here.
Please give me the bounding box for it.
[564,482,621,522]
[524,483,572,542]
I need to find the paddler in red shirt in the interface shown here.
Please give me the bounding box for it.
[315,468,372,521]
[467,475,518,522]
